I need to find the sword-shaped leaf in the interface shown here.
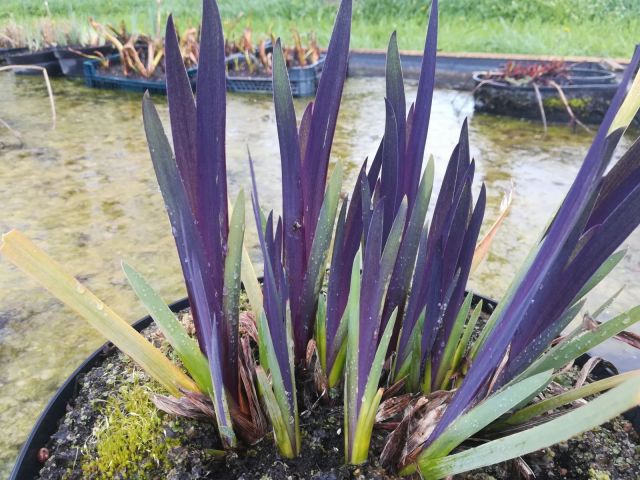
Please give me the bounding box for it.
[409,376,640,479]
[122,261,212,394]
[0,230,198,397]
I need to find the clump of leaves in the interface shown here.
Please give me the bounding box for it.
[226,26,322,76]
[487,60,570,87]
[89,18,164,79]
[0,22,27,49]
[2,1,640,479]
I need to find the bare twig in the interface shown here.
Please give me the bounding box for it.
[0,117,23,146]
[531,82,548,133]
[548,79,591,133]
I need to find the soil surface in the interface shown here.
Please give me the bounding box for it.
[36,309,639,479]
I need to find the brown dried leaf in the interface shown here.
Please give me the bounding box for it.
[152,389,215,420]
[614,329,640,349]
[487,345,511,395]
[575,356,601,389]
[237,335,268,444]
[376,393,418,424]
[513,457,534,479]
[239,311,258,343]
[382,377,407,401]
[380,390,454,470]
[401,392,452,467]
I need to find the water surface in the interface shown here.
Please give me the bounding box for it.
[0,74,638,476]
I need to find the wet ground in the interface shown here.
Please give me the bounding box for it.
[0,73,638,476]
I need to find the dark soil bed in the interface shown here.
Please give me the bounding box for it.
[36,308,639,480]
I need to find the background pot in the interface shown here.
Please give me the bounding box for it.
[5,49,62,76]
[54,45,115,77]
[472,71,620,124]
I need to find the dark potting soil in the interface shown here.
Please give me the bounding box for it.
[36,309,639,480]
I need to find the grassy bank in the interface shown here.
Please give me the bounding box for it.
[0,0,638,58]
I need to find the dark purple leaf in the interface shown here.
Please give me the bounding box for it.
[301,0,352,251]
[428,46,640,446]
[165,15,197,204]
[404,0,438,205]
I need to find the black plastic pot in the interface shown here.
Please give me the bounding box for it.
[472,70,620,124]
[0,47,28,63]
[9,297,189,480]
[54,45,114,77]
[9,293,639,479]
[5,49,62,76]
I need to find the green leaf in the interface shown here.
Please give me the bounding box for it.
[592,285,625,319]
[256,308,300,457]
[450,300,482,382]
[409,376,640,479]
[523,306,640,378]
[350,308,399,464]
[122,261,212,393]
[228,196,263,318]
[224,190,245,340]
[315,293,328,372]
[419,370,553,462]
[255,366,296,459]
[302,160,343,316]
[435,293,473,389]
[1,230,199,396]
[495,370,640,430]
[609,67,640,134]
[344,250,363,461]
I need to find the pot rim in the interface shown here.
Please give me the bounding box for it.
[472,71,619,91]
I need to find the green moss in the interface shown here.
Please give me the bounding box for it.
[588,468,611,480]
[543,96,591,112]
[81,380,178,479]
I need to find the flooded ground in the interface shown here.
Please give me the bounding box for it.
[0,74,638,476]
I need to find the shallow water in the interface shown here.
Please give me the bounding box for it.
[0,74,638,476]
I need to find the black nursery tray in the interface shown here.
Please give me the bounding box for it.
[5,49,62,76]
[54,46,114,77]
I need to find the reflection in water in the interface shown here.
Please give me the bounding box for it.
[0,74,638,475]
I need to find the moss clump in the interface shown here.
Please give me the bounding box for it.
[588,468,611,480]
[543,96,591,112]
[81,380,178,479]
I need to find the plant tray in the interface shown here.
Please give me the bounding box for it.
[83,55,197,95]
[5,49,62,76]
[54,46,115,77]
[472,70,621,125]
[226,55,325,97]
[0,47,28,63]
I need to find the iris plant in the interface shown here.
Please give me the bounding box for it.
[3,0,640,477]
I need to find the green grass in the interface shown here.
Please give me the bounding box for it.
[0,0,638,57]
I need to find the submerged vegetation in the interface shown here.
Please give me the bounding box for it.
[3,0,640,478]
